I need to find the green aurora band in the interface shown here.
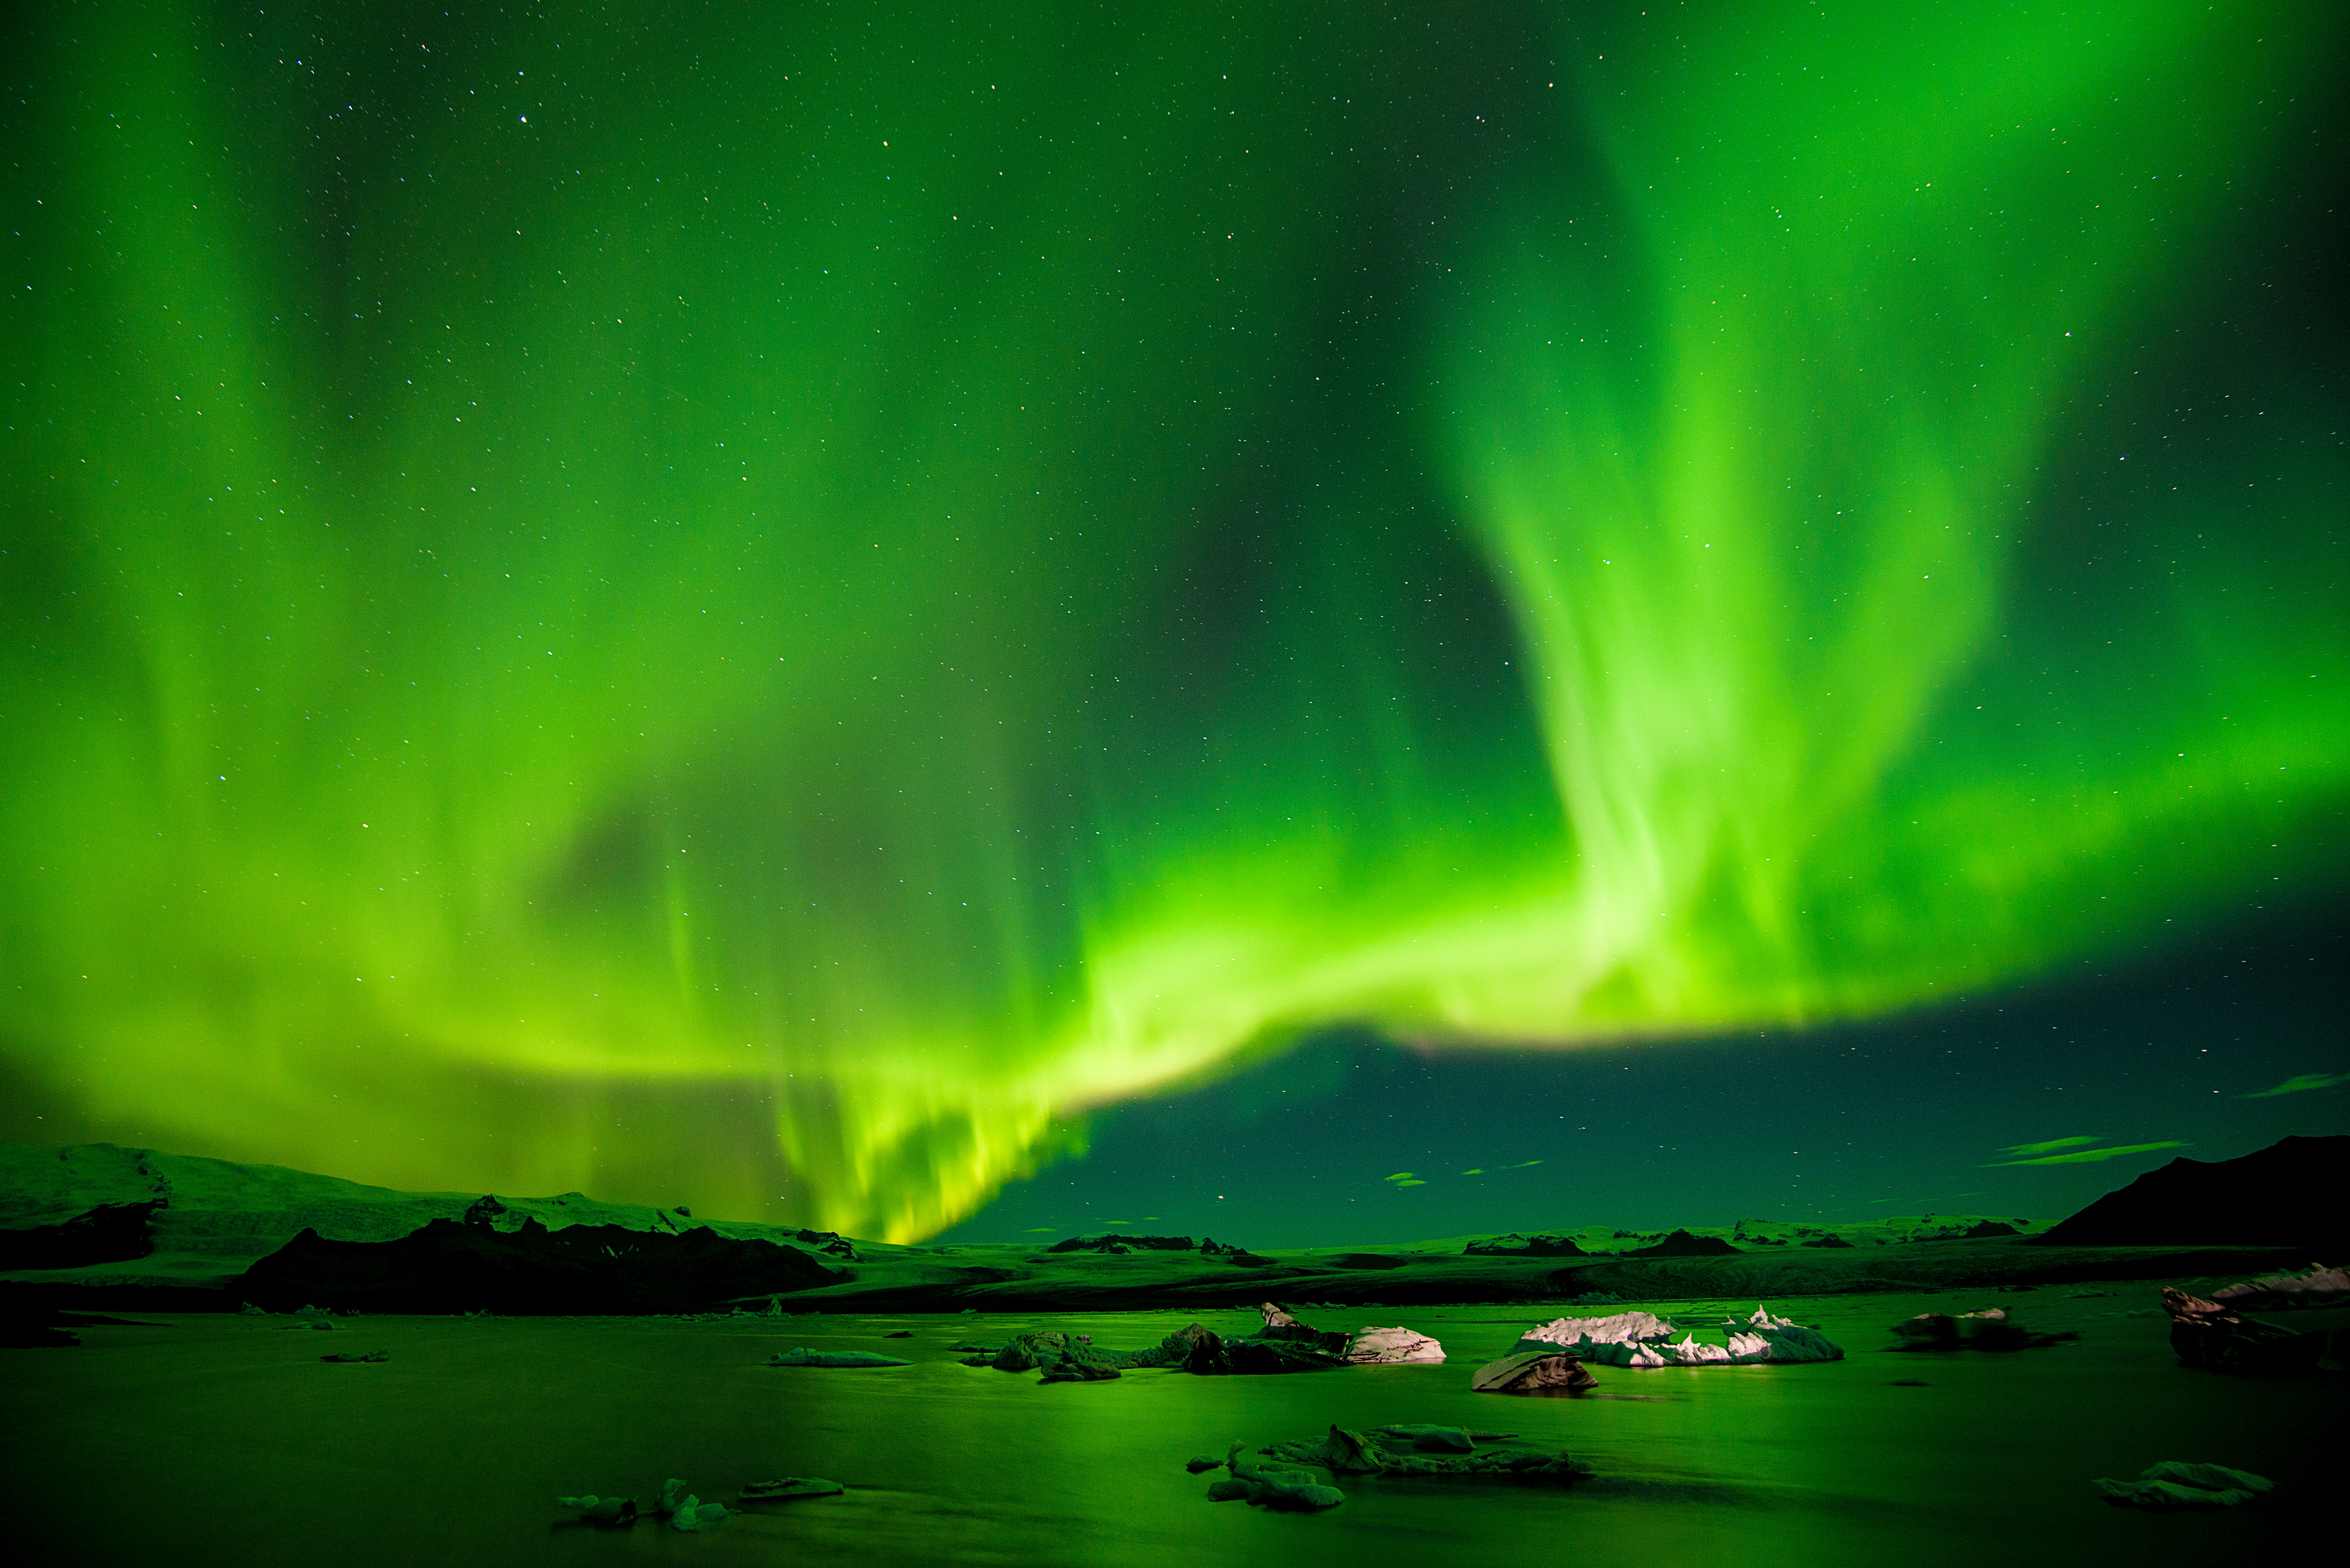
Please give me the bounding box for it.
[4,2,2343,1238]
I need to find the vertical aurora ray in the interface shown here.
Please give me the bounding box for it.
[2,1,2341,1238]
[1422,0,2350,1027]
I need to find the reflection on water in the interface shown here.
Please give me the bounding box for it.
[8,1293,2330,1566]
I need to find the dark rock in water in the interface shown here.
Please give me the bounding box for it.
[461,1195,508,1228]
[968,1328,1129,1379]
[1185,1456,1225,1474]
[1889,1308,2076,1353]
[1329,1252,1409,1270]
[881,1329,913,1338]
[2036,1135,2350,1250]
[1170,1322,1343,1375]
[2162,1286,2338,1375]
[235,1216,847,1315]
[1622,1229,1740,1258]
[320,1349,388,1363]
[1964,1220,2020,1239]
[1800,1235,1855,1248]
[1470,1351,1597,1393]
[984,1335,1054,1371]
[1464,1233,1588,1258]
[0,1200,161,1270]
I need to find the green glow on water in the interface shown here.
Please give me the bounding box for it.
[3,2,2342,1237]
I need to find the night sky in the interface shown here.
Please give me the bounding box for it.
[4,2,2343,1242]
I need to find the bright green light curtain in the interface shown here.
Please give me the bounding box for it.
[4,2,2341,1237]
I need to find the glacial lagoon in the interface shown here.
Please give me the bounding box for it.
[7,1288,2328,1566]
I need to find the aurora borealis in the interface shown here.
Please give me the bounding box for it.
[4,2,2343,1240]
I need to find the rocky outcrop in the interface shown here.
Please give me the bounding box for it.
[2038,1135,2349,1250]
[1622,1229,1741,1258]
[235,1217,846,1314]
[1512,1305,1841,1366]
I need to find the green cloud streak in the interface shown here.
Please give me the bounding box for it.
[2001,1136,2107,1158]
[2240,1072,2350,1099]
[1987,1142,2188,1167]
[3,1,2343,1239]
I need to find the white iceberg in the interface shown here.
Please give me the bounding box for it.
[1511,1305,1841,1367]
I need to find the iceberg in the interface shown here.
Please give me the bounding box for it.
[1511,1305,1840,1367]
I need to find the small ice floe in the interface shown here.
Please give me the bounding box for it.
[738,1477,844,1503]
[1345,1325,1444,1365]
[766,1348,910,1367]
[1204,1443,1345,1511]
[1372,1425,1505,1453]
[1470,1351,1597,1393]
[2092,1461,2273,1510]
[320,1349,388,1363]
[555,1494,638,1527]
[657,1478,730,1531]
[1512,1306,1840,1366]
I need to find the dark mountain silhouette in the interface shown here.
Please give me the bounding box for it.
[2036,1136,2348,1252]
[235,1216,847,1314]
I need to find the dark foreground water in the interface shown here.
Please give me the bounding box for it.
[4,1287,2328,1566]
